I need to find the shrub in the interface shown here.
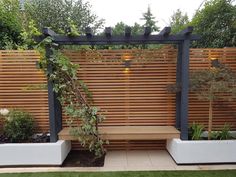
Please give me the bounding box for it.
[189,122,204,140]
[3,109,34,143]
[219,123,232,140]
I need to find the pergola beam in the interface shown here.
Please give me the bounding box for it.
[179,26,193,35]
[125,26,132,37]
[43,28,58,37]
[159,27,171,36]
[36,34,200,45]
[85,27,92,37]
[144,27,151,36]
[37,27,200,45]
[105,27,112,37]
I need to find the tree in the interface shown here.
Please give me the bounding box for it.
[169,9,189,34]
[24,0,104,34]
[112,22,143,36]
[132,22,143,35]
[112,22,126,35]
[141,6,159,32]
[0,0,23,49]
[190,61,236,139]
[191,0,236,48]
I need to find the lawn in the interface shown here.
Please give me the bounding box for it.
[0,171,236,177]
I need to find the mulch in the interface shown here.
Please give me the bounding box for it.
[62,150,105,167]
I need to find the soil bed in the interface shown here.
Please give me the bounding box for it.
[0,133,50,144]
[62,150,105,167]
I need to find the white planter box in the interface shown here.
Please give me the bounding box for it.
[0,140,71,166]
[166,139,236,164]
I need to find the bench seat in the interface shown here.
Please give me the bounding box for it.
[58,126,180,140]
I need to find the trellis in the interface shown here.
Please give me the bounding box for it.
[37,26,200,142]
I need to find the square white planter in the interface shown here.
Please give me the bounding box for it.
[167,138,236,164]
[0,140,71,166]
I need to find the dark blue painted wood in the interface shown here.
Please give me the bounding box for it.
[43,28,57,37]
[85,27,92,37]
[105,27,112,37]
[144,27,151,36]
[176,44,182,130]
[46,45,62,142]
[35,34,200,45]
[159,27,171,36]
[125,27,132,37]
[179,26,193,35]
[180,39,190,140]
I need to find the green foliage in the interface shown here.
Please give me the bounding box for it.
[190,63,236,139]
[66,20,80,37]
[141,6,159,32]
[191,0,236,48]
[3,109,34,143]
[190,63,236,101]
[112,22,143,36]
[169,9,189,34]
[24,0,104,34]
[210,131,220,140]
[20,20,41,49]
[37,38,106,158]
[209,123,232,140]
[112,22,126,36]
[219,123,232,140]
[189,122,204,140]
[0,0,23,49]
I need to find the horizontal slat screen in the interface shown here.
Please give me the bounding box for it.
[0,47,236,150]
[0,50,49,132]
[189,48,236,130]
[63,47,177,127]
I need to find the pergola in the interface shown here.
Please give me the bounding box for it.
[37,26,200,142]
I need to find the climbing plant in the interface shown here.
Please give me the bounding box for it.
[37,37,106,158]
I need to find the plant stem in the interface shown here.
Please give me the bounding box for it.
[208,99,213,140]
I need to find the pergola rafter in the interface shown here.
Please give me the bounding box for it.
[36,26,200,142]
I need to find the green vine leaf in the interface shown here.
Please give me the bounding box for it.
[35,37,107,158]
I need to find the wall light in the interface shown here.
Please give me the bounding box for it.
[211,58,220,68]
[122,54,132,74]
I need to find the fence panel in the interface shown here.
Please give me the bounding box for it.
[0,48,236,150]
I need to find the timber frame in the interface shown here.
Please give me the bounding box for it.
[36,26,200,142]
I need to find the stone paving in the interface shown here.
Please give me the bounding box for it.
[0,150,236,173]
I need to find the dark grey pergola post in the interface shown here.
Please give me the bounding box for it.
[175,44,182,130]
[38,26,199,142]
[180,39,190,140]
[178,27,192,140]
[45,43,62,142]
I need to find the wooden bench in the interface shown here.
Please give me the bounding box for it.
[58,126,180,140]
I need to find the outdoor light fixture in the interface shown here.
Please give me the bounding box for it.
[211,58,220,68]
[123,59,131,74]
[122,53,132,73]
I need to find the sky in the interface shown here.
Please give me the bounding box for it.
[87,0,206,28]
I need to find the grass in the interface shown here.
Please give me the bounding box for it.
[0,171,236,177]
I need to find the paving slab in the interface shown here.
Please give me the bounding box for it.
[0,150,236,173]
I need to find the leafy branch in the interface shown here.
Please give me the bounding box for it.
[36,37,106,158]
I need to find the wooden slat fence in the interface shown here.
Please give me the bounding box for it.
[189,48,236,130]
[0,50,49,132]
[0,47,235,150]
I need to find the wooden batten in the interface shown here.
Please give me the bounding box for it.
[1,48,236,150]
